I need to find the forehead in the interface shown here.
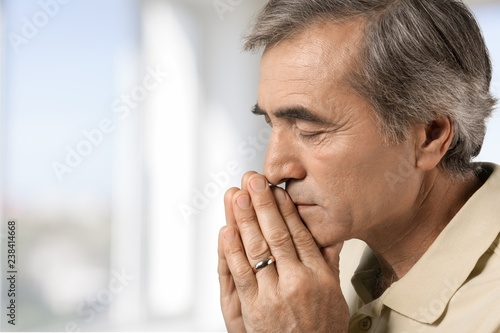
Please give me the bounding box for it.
[258,20,364,112]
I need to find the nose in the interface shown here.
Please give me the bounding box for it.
[263,129,306,186]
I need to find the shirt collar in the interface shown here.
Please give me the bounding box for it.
[351,163,500,324]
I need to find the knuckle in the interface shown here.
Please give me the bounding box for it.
[252,197,275,210]
[267,228,292,248]
[292,228,314,247]
[232,261,253,279]
[318,267,338,284]
[224,243,245,258]
[283,271,311,298]
[321,276,337,291]
[237,214,256,230]
[247,236,269,260]
[280,203,297,219]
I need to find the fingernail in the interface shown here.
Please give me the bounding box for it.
[250,177,267,192]
[236,194,251,209]
[274,188,287,204]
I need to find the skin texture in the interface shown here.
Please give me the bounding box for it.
[218,20,481,332]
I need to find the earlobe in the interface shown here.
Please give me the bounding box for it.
[416,117,454,171]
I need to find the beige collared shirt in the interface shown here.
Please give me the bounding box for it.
[349,163,500,333]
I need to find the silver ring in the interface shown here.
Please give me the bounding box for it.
[254,256,275,272]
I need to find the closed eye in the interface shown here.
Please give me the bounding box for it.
[301,132,322,138]
[298,131,327,143]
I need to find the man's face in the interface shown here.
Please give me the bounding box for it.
[256,21,422,249]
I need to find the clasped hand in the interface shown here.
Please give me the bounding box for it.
[218,171,349,332]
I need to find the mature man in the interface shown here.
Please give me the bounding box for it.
[217,0,499,331]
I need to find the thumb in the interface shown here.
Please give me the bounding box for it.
[321,243,344,275]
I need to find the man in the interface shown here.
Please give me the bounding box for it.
[217,0,499,331]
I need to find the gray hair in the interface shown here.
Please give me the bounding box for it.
[244,0,497,177]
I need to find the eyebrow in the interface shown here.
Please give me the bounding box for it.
[252,104,331,125]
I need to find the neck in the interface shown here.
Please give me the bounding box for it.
[366,169,481,298]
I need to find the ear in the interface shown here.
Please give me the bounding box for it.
[415,117,454,171]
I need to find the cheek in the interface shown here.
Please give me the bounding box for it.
[350,148,420,224]
[309,141,373,194]
[303,140,369,207]
[308,141,417,222]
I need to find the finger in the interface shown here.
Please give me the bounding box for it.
[232,190,276,270]
[241,170,258,191]
[222,225,259,300]
[224,187,240,228]
[272,186,324,266]
[218,227,244,327]
[243,174,299,267]
[218,227,237,298]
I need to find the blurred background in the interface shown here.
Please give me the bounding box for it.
[0,0,498,331]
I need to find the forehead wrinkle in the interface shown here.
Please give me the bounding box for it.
[263,20,365,88]
[258,19,367,122]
